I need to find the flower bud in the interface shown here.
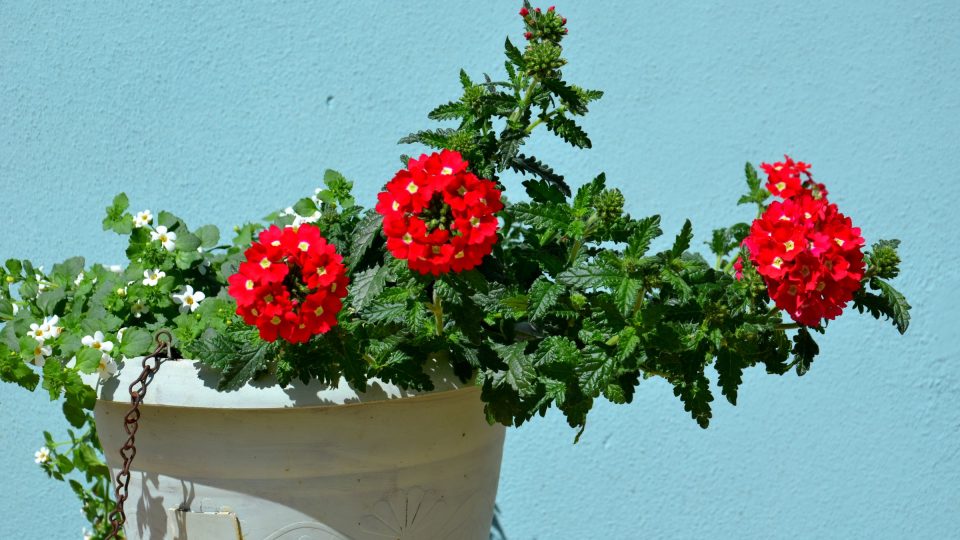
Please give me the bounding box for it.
[519,7,529,16]
[595,188,625,225]
[870,242,901,279]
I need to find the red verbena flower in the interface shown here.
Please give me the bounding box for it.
[228,223,348,343]
[761,155,812,199]
[742,167,864,327]
[376,149,503,276]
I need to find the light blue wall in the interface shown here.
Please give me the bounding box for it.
[1,1,957,538]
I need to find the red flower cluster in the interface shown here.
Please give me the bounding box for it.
[227,224,348,343]
[376,150,503,276]
[742,156,865,327]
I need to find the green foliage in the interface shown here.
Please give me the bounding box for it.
[0,5,913,536]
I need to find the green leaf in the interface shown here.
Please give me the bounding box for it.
[364,300,409,325]
[504,37,525,69]
[195,330,272,391]
[36,288,66,315]
[511,202,573,232]
[669,219,694,259]
[350,264,390,311]
[0,351,39,390]
[346,211,384,271]
[102,193,132,234]
[577,348,619,396]
[528,278,564,321]
[546,114,591,149]
[626,215,663,258]
[398,128,458,148]
[715,349,745,405]
[511,153,571,197]
[874,278,911,334]
[490,341,536,397]
[745,162,760,191]
[672,372,714,428]
[76,348,104,374]
[194,224,220,248]
[293,197,319,217]
[792,327,819,375]
[557,259,621,290]
[541,79,588,115]
[175,232,201,252]
[120,327,154,357]
[428,101,470,121]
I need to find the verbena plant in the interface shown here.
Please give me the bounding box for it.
[0,3,909,538]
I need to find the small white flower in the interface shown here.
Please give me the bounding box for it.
[282,206,296,216]
[96,353,118,381]
[292,211,321,227]
[172,285,205,313]
[131,301,149,319]
[34,447,50,464]
[31,343,52,367]
[133,209,153,228]
[28,315,58,342]
[11,303,19,316]
[35,274,47,292]
[116,327,127,344]
[150,225,177,251]
[117,286,127,297]
[142,269,166,286]
[82,528,92,540]
[81,331,114,353]
[73,272,85,286]
[108,265,123,273]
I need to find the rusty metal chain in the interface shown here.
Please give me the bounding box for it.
[105,330,173,540]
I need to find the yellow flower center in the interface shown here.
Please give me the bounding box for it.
[402,233,413,245]
[159,234,168,243]
[186,297,194,305]
[263,295,274,304]
[440,166,454,175]
[772,257,784,270]
[834,238,845,247]
[298,241,310,252]
[259,258,271,269]
[775,182,787,192]
[93,342,101,350]
[316,267,327,276]
[391,201,400,212]
[251,308,259,316]
[270,316,281,325]
[406,182,418,194]
[783,240,795,252]
[470,217,481,227]
[245,280,255,290]
[816,281,826,292]
[788,285,798,295]
[455,251,465,259]
[314,306,324,316]
[271,240,281,247]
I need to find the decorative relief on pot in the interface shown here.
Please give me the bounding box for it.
[358,487,484,539]
[263,521,352,540]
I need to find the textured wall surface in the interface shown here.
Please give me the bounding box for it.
[1,1,958,538]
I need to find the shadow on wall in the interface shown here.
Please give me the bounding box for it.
[490,504,507,540]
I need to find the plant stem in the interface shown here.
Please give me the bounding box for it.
[776,322,801,330]
[525,105,566,134]
[432,286,444,336]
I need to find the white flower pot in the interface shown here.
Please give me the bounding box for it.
[92,359,506,540]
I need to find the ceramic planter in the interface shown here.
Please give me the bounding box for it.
[92,359,506,539]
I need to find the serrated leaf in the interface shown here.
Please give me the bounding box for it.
[577,348,619,396]
[546,114,592,149]
[490,341,536,396]
[195,330,272,391]
[511,202,573,232]
[541,79,588,115]
[511,153,570,197]
[557,260,622,290]
[398,128,458,148]
[672,372,714,428]
[347,211,383,271]
[350,264,389,311]
[669,219,694,259]
[792,327,819,375]
[504,37,525,68]
[364,301,408,325]
[715,349,744,405]
[626,215,663,258]
[874,279,911,334]
[428,100,470,121]
[528,278,564,321]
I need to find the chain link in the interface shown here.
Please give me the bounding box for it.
[105,330,173,540]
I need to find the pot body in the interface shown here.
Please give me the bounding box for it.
[93,360,505,540]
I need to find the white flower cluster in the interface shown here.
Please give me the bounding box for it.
[81,331,117,381]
